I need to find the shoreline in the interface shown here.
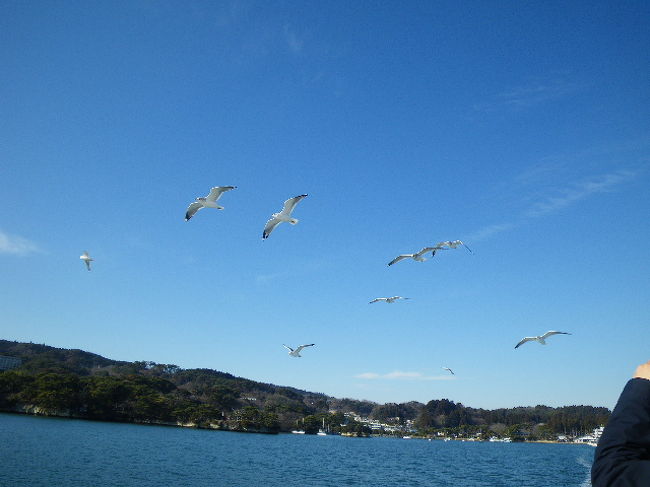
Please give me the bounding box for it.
[1,410,597,445]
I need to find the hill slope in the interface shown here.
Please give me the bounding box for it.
[0,340,609,437]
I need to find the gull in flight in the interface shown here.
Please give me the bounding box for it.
[387,246,446,266]
[283,343,315,358]
[442,367,455,375]
[439,240,473,254]
[185,186,236,221]
[263,194,308,239]
[80,251,93,271]
[514,331,571,349]
[369,296,410,304]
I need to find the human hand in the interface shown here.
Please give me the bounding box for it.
[633,361,650,381]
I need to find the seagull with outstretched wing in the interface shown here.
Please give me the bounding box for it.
[515,331,571,349]
[388,247,444,266]
[80,251,93,271]
[263,194,308,239]
[442,367,455,375]
[369,296,410,304]
[185,186,236,221]
[283,343,315,358]
[439,240,473,254]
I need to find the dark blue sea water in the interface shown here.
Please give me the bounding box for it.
[0,413,593,486]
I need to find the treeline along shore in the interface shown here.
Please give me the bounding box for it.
[0,340,610,439]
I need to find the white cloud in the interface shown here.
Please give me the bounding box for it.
[525,170,636,217]
[475,77,585,112]
[464,166,640,245]
[497,80,583,108]
[355,371,454,381]
[467,223,514,242]
[0,230,40,256]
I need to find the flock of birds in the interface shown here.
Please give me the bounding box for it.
[182,186,308,240]
[79,185,572,373]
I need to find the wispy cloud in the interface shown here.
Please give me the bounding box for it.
[283,24,303,53]
[355,371,454,381]
[497,80,583,108]
[0,230,40,256]
[514,159,570,186]
[475,77,585,112]
[467,223,514,242]
[255,270,292,284]
[525,170,637,217]
[214,0,250,27]
[255,260,326,284]
[464,164,642,245]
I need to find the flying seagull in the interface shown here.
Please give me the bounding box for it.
[439,240,473,254]
[514,331,571,349]
[387,246,445,266]
[283,343,315,358]
[369,296,410,304]
[80,251,93,271]
[185,186,236,221]
[442,367,455,375]
[263,194,308,239]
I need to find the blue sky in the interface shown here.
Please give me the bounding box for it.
[1,0,648,410]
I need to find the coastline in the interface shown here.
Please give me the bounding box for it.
[0,407,279,435]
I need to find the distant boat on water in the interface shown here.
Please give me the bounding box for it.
[291,430,305,434]
[317,418,327,436]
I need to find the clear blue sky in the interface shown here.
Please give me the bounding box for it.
[1,0,649,410]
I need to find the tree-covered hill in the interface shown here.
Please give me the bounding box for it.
[0,340,610,437]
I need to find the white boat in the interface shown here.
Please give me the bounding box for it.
[574,425,604,446]
[317,418,327,435]
[403,436,412,439]
[291,430,305,434]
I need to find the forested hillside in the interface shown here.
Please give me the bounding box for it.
[0,340,609,437]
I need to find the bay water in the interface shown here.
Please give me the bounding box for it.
[0,413,593,486]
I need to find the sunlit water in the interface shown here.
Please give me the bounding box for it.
[0,413,594,486]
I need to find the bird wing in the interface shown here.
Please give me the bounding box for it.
[185,202,203,221]
[262,218,282,239]
[369,298,384,304]
[514,337,536,349]
[281,194,308,215]
[207,186,236,202]
[283,344,294,352]
[443,367,454,375]
[295,344,315,353]
[540,331,571,340]
[388,255,412,266]
[457,240,473,253]
[84,259,91,271]
[416,247,438,257]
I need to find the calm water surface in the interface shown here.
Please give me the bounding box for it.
[0,413,593,486]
